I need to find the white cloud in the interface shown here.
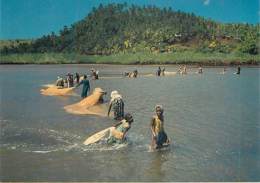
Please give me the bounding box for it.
[203,0,210,6]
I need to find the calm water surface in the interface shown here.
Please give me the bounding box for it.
[0,64,259,181]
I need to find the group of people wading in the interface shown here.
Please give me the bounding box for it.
[54,65,242,149]
[55,69,99,98]
[124,69,138,78]
[55,68,169,149]
[106,90,169,149]
[176,65,242,75]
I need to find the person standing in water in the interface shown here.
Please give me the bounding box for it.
[198,66,203,74]
[67,73,74,88]
[177,66,182,74]
[150,105,170,149]
[75,73,80,84]
[95,70,99,79]
[236,66,241,74]
[76,75,90,98]
[183,65,187,74]
[107,113,134,144]
[221,67,227,74]
[157,67,161,76]
[162,68,165,76]
[108,90,124,120]
[91,68,99,80]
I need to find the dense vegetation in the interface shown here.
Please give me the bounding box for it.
[1,3,259,64]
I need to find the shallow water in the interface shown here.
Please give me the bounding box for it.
[0,64,259,181]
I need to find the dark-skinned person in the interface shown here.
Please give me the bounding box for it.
[236,66,241,74]
[107,90,124,121]
[75,72,80,84]
[107,113,134,144]
[150,105,170,149]
[56,76,64,88]
[76,74,90,98]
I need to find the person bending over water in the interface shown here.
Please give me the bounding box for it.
[91,68,99,80]
[150,105,170,149]
[133,69,138,78]
[108,91,124,120]
[56,76,64,88]
[76,75,90,98]
[107,113,134,144]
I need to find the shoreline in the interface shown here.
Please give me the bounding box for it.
[0,59,259,66]
[1,52,259,66]
[1,62,259,67]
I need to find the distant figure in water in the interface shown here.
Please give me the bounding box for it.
[198,66,203,74]
[184,65,187,74]
[107,113,134,144]
[177,66,182,74]
[108,90,124,120]
[124,70,138,78]
[56,76,64,88]
[75,72,80,84]
[95,70,99,79]
[221,67,226,74]
[76,75,90,98]
[157,67,161,76]
[124,71,130,77]
[150,105,170,149]
[67,73,74,88]
[91,68,99,80]
[236,66,241,75]
[133,69,138,78]
[162,68,165,76]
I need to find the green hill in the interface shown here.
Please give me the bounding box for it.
[1,3,259,64]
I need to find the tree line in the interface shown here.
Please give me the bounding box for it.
[1,3,259,55]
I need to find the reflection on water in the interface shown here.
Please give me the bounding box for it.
[144,150,170,181]
[0,65,259,181]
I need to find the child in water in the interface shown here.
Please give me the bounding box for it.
[150,105,170,149]
[107,113,134,144]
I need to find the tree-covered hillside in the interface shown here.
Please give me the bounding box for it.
[1,3,259,56]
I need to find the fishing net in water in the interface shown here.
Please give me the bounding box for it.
[164,71,177,76]
[64,88,110,117]
[40,85,76,96]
